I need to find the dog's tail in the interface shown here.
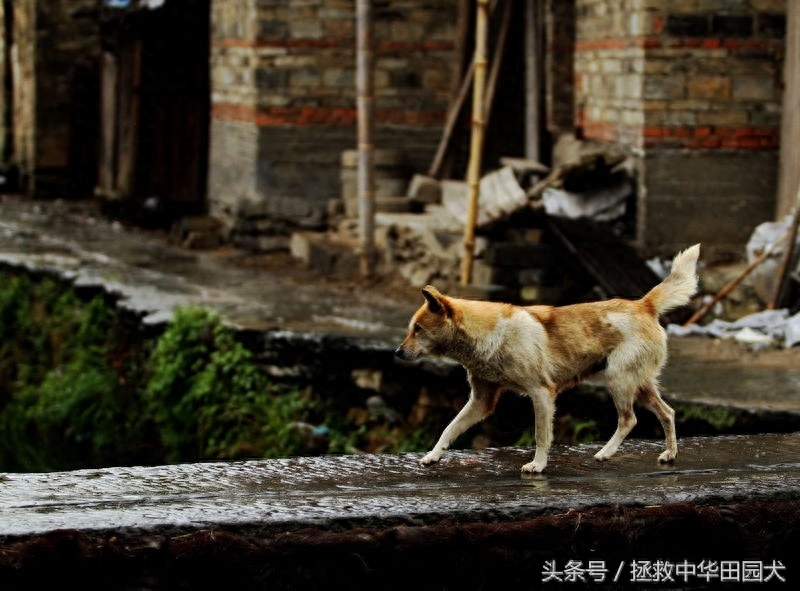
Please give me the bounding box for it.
[644,243,700,314]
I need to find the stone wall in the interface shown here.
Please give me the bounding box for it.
[574,0,786,260]
[208,0,458,231]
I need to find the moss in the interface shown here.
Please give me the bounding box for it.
[675,402,739,432]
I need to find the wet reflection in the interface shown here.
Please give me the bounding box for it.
[2,434,799,538]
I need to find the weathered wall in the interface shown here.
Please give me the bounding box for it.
[643,150,778,260]
[208,0,458,229]
[574,0,785,260]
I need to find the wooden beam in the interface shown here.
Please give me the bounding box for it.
[115,39,142,199]
[97,51,117,199]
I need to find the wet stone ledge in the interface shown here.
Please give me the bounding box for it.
[1,433,799,589]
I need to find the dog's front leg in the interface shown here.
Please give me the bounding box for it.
[521,388,555,474]
[420,378,500,466]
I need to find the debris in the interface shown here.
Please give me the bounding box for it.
[407,174,441,204]
[499,157,550,176]
[441,166,527,228]
[170,215,224,249]
[541,181,630,222]
[745,214,800,305]
[669,308,800,349]
[686,226,790,326]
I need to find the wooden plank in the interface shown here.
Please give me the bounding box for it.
[96,51,117,198]
[115,39,142,198]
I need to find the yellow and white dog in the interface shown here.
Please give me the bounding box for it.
[396,244,700,473]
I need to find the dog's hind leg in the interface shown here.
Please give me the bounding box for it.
[594,380,638,462]
[637,381,677,463]
[420,377,501,466]
[521,388,555,474]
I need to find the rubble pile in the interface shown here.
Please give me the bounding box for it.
[348,140,640,303]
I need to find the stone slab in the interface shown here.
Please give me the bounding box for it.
[1,433,799,540]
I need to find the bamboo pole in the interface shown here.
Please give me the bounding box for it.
[356,0,375,277]
[429,0,498,179]
[525,0,541,162]
[459,0,490,285]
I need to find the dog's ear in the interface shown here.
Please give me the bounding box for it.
[422,285,450,317]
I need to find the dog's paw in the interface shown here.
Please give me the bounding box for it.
[594,450,612,462]
[658,450,677,464]
[521,460,546,474]
[420,451,442,466]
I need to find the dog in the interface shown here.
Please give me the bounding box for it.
[395,244,700,473]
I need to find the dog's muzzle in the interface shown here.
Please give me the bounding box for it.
[394,347,410,360]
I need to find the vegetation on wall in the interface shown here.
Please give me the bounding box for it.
[0,275,137,472]
[143,305,317,463]
[0,273,322,472]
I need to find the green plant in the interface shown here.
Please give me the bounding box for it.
[0,273,451,472]
[143,306,316,462]
[0,276,138,471]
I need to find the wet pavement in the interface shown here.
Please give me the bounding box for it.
[1,434,799,589]
[0,196,414,335]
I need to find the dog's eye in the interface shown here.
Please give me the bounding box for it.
[413,323,421,335]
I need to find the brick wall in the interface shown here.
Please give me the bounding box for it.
[574,0,786,260]
[574,0,647,148]
[208,0,458,228]
[640,2,784,151]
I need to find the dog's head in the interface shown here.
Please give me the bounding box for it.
[395,285,455,361]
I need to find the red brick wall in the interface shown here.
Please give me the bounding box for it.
[574,0,785,152]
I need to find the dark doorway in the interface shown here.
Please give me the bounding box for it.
[97,0,210,225]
